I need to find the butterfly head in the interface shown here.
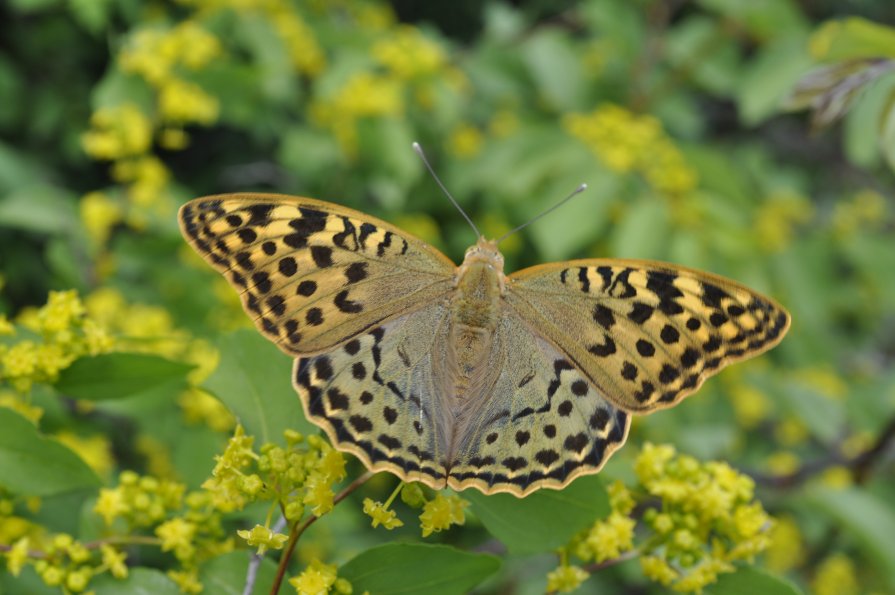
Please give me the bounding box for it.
[456,237,506,291]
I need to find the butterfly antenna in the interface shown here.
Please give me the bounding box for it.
[412,142,481,237]
[496,183,588,244]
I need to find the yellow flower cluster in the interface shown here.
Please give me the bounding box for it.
[563,104,698,196]
[290,558,353,595]
[419,493,468,537]
[2,486,178,592]
[119,21,220,85]
[361,482,469,537]
[308,20,464,157]
[832,189,888,237]
[635,443,773,592]
[203,426,346,545]
[363,497,404,530]
[81,104,153,160]
[95,470,185,527]
[81,19,222,248]
[310,72,404,156]
[93,470,233,593]
[373,26,446,80]
[0,290,114,394]
[753,190,814,252]
[812,553,860,595]
[447,123,485,159]
[546,561,590,593]
[551,481,636,588]
[81,288,233,431]
[765,515,804,573]
[268,5,326,76]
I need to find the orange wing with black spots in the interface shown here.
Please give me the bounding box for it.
[179,194,455,355]
[506,259,790,413]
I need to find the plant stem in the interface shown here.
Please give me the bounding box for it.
[269,471,373,595]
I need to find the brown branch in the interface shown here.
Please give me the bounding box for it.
[750,413,895,488]
[269,471,374,595]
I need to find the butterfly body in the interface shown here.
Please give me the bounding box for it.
[180,194,790,496]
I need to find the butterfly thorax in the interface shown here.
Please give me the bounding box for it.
[449,238,506,397]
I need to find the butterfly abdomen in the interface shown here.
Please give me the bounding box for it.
[449,246,505,397]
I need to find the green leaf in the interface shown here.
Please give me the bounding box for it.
[881,102,895,174]
[203,329,316,444]
[780,380,844,444]
[340,543,500,595]
[199,551,279,595]
[844,71,895,167]
[0,408,100,496]
[609,198,670,261]
[810,17,895,62]
[697,0,807,40]
[520,29,587,112]
[56,353,193,401]
[707,566,803,595]
[803,487,895,587]
[465,474,610,554]
[0,183,77,234]
[91,567,181,594]
[738,34,813,125]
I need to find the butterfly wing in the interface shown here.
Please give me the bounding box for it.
[293,301,454,490]
[505,259,790,413]
[446,309,631,496]
[179,194,455,355]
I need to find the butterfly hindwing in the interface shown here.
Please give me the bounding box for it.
[179,194,455,355]
[447,310,630,496]
[293,303,454,489]
[507,259,790,413]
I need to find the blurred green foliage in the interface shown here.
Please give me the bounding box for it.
[1,0,894,594]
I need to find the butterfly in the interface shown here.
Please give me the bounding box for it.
[179,193,790,497]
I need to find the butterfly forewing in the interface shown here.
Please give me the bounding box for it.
[507,259,791,413]
[179,194,455,355]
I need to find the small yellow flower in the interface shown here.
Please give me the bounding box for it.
[0,315,15,336]
[81,103,152,160]
[290,559,340,595]
[373,26,445,79]
[179,387,235,432]
[363,498,404,530]
[607,480,635,515]
[158,78,219,124]
[641,555,679,585]
[66,566,93,592]
[728,385,772,428]
[303,472,336,517]
[95,487,129,525]
[317,447,347,483]
[156,517,197,560]
[419,493,468,537]
[447,124,484,159]
[5,536,30,576]
[765,451,800,476]
[545,563,589,593]
[55,431,113,478]
[812,553,860,595]
[584,512,636,562]
[168,568,203,594]
[101,544,128,579]
[765,515,804,573]
[237,524,289,554]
